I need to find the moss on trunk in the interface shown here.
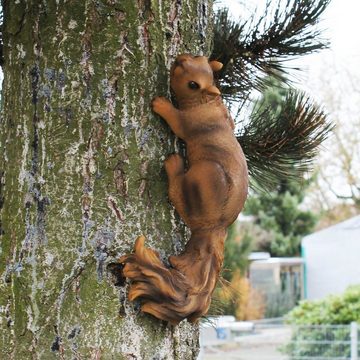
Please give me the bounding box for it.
[0,0,213,358]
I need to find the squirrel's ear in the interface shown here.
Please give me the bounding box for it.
[172,57,187,76]
[209,60,223,72]
[173,64,184,77]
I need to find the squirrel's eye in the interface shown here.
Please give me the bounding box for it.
[188,81,200,90]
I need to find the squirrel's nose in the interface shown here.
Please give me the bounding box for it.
[205,85,221,96]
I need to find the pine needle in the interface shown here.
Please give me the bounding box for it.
[237,90,334,191]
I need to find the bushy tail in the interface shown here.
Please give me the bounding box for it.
[119,229,226,325]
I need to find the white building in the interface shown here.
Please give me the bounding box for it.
[302,215,360,300]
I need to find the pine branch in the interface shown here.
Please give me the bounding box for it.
[212,0,331,101]
[237,90,333,191]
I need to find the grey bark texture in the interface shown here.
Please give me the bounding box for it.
[0,0,213,358]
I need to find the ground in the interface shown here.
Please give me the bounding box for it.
[200,325,292,360]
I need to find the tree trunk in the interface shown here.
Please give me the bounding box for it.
[0,1,213,358]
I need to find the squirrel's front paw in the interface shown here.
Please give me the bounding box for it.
[151,96,171,115]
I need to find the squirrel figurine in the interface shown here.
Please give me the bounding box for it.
[119,54,248,325]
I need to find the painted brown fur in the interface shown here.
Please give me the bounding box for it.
[119,54,248,325]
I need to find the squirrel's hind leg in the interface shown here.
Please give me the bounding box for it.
[166,157,230,230]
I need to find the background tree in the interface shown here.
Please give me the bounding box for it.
[222,221,253,281]
[305,64,360,226]
[242,77,318,257]
[244,177,318,256]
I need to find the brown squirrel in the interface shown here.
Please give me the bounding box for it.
[119,54,248,325]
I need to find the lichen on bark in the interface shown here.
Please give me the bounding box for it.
[0,0,213,359]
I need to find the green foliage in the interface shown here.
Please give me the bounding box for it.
[283,286,360,359]
[286,285,360,325]
[244,178,317,257]
[222,221,253,281]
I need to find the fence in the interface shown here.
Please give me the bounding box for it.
[199,320,359,360]
[285,322,359,360]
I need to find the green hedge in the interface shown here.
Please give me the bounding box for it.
[286,285,360,325]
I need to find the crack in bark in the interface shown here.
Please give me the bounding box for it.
[113,160,128,197]
[107,196,124,222]
[53,257,93,349]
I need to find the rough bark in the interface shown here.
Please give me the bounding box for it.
[0,0,213,358]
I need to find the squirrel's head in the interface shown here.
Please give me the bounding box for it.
[170,54,223,106]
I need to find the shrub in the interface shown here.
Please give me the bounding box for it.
[286,285,360,325]
[214,271,265,320]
